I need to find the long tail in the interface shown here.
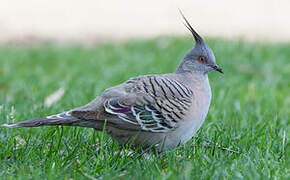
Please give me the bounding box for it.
[1,111,96,128]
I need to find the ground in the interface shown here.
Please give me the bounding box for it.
[0,37,289,179]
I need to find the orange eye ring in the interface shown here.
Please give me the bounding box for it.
[198,56,207,63]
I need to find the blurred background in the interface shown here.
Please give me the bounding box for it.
[0,0,290,44]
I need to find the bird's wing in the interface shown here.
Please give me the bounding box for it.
[77,75,194,133]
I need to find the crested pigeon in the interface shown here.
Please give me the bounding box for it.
[1,13,223,152]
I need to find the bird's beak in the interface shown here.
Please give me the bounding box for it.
[211,65,223,74]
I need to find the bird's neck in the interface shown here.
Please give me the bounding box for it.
[176,60,187,74]
[175,71,209,87]
[176,60,206,75]
[176,66,208,80]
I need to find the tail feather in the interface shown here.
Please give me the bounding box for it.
[1,111,82,128]
[1,110,138,130]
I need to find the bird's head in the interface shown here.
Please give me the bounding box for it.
[177,12,223,74]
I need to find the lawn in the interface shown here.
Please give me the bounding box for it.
[0,37,289,179]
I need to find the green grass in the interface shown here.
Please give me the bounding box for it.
[0,37,289,179]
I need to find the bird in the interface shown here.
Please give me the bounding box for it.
[1,13,223,152]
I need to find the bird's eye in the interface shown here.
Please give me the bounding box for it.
[198,56,207,63]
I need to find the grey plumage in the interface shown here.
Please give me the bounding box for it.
[1,12,223,152]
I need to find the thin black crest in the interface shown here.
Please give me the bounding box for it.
[179,10,203,44]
